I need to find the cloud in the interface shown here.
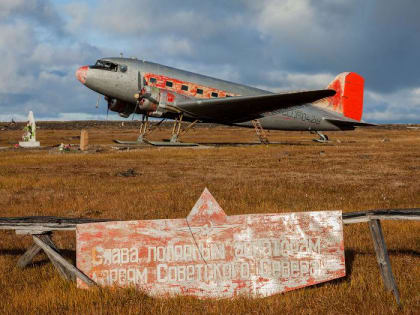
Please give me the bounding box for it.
[159,37,194,56]
[0,0,106,121]
[62,2,90,34]
[60,0,258,65]
[81,0,246,39]
[0,0,63,31]
[246,0,420,93]
[0,0,419,123]
[364,87,420,123]
[0,21,37,94]
[264,71,335,91]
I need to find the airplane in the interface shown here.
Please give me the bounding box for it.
[75,57,373,144]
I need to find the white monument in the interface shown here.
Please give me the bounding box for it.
[19,111,40,147]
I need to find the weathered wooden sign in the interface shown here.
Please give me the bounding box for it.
[76,189,345,298]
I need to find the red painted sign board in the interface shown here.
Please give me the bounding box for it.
[76,189,345,298]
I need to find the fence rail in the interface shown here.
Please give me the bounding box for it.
[0,209,419,233]
[0,216,108,233]
[342,209,420,223]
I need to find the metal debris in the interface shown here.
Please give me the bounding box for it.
[116,168,138,177]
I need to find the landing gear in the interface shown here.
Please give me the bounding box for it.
[113,114,166,145]
[311,131,329,143]
[169,114,198,143]
[137,115,168,143]
[114,113,199,146]
[170,114,183,143]
[137,114,150,143]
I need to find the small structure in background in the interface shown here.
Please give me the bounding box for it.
[80,130,88,151]
[19,111,40,148]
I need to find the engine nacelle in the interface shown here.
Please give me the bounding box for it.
[107,98,125,111]
[106,97,132,117]
[135,86,160,112]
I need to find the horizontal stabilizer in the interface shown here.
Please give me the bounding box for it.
[325,117,377,129]
[174,89,336,123]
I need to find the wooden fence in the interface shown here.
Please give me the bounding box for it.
[1,209,419,304]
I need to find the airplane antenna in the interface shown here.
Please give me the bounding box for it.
[95,94,100,109]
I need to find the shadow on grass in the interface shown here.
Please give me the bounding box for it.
[308,248,420,290]
[196,142,317,147]
[388,249,420,257]
[0,248,76,268]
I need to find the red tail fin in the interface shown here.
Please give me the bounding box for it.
[320,72,364,121]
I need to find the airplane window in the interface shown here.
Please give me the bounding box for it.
[92,60,118,72]
[211,92,218,98]
[166,81,173,88]
[150,77,157,83]
[181,85,188,91]
[196,88,203,94]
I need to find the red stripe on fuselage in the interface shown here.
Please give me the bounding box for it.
[143,73,239,99]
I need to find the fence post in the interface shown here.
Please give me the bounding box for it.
[368,218,400,305]
[32,235,96,286]
[17,243,42,268]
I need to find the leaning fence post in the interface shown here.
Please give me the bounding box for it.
[17,243,42,268]
[32,235,97,287]
[368,218,400,305]
[36,234,76,281]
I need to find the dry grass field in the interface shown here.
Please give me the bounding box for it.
[0,123,419,314]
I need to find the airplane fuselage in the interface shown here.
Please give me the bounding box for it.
[76,57,355,132]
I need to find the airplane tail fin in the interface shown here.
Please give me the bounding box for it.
[317,72,364,121]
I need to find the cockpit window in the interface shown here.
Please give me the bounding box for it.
[91,60,118,72]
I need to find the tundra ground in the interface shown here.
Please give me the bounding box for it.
[0,123,419,314]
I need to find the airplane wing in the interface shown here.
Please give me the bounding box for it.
[172,89,336,123]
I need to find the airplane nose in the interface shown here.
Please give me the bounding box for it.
[76,66,88,84]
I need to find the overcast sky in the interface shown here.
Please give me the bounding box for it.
[1,0,419,123]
